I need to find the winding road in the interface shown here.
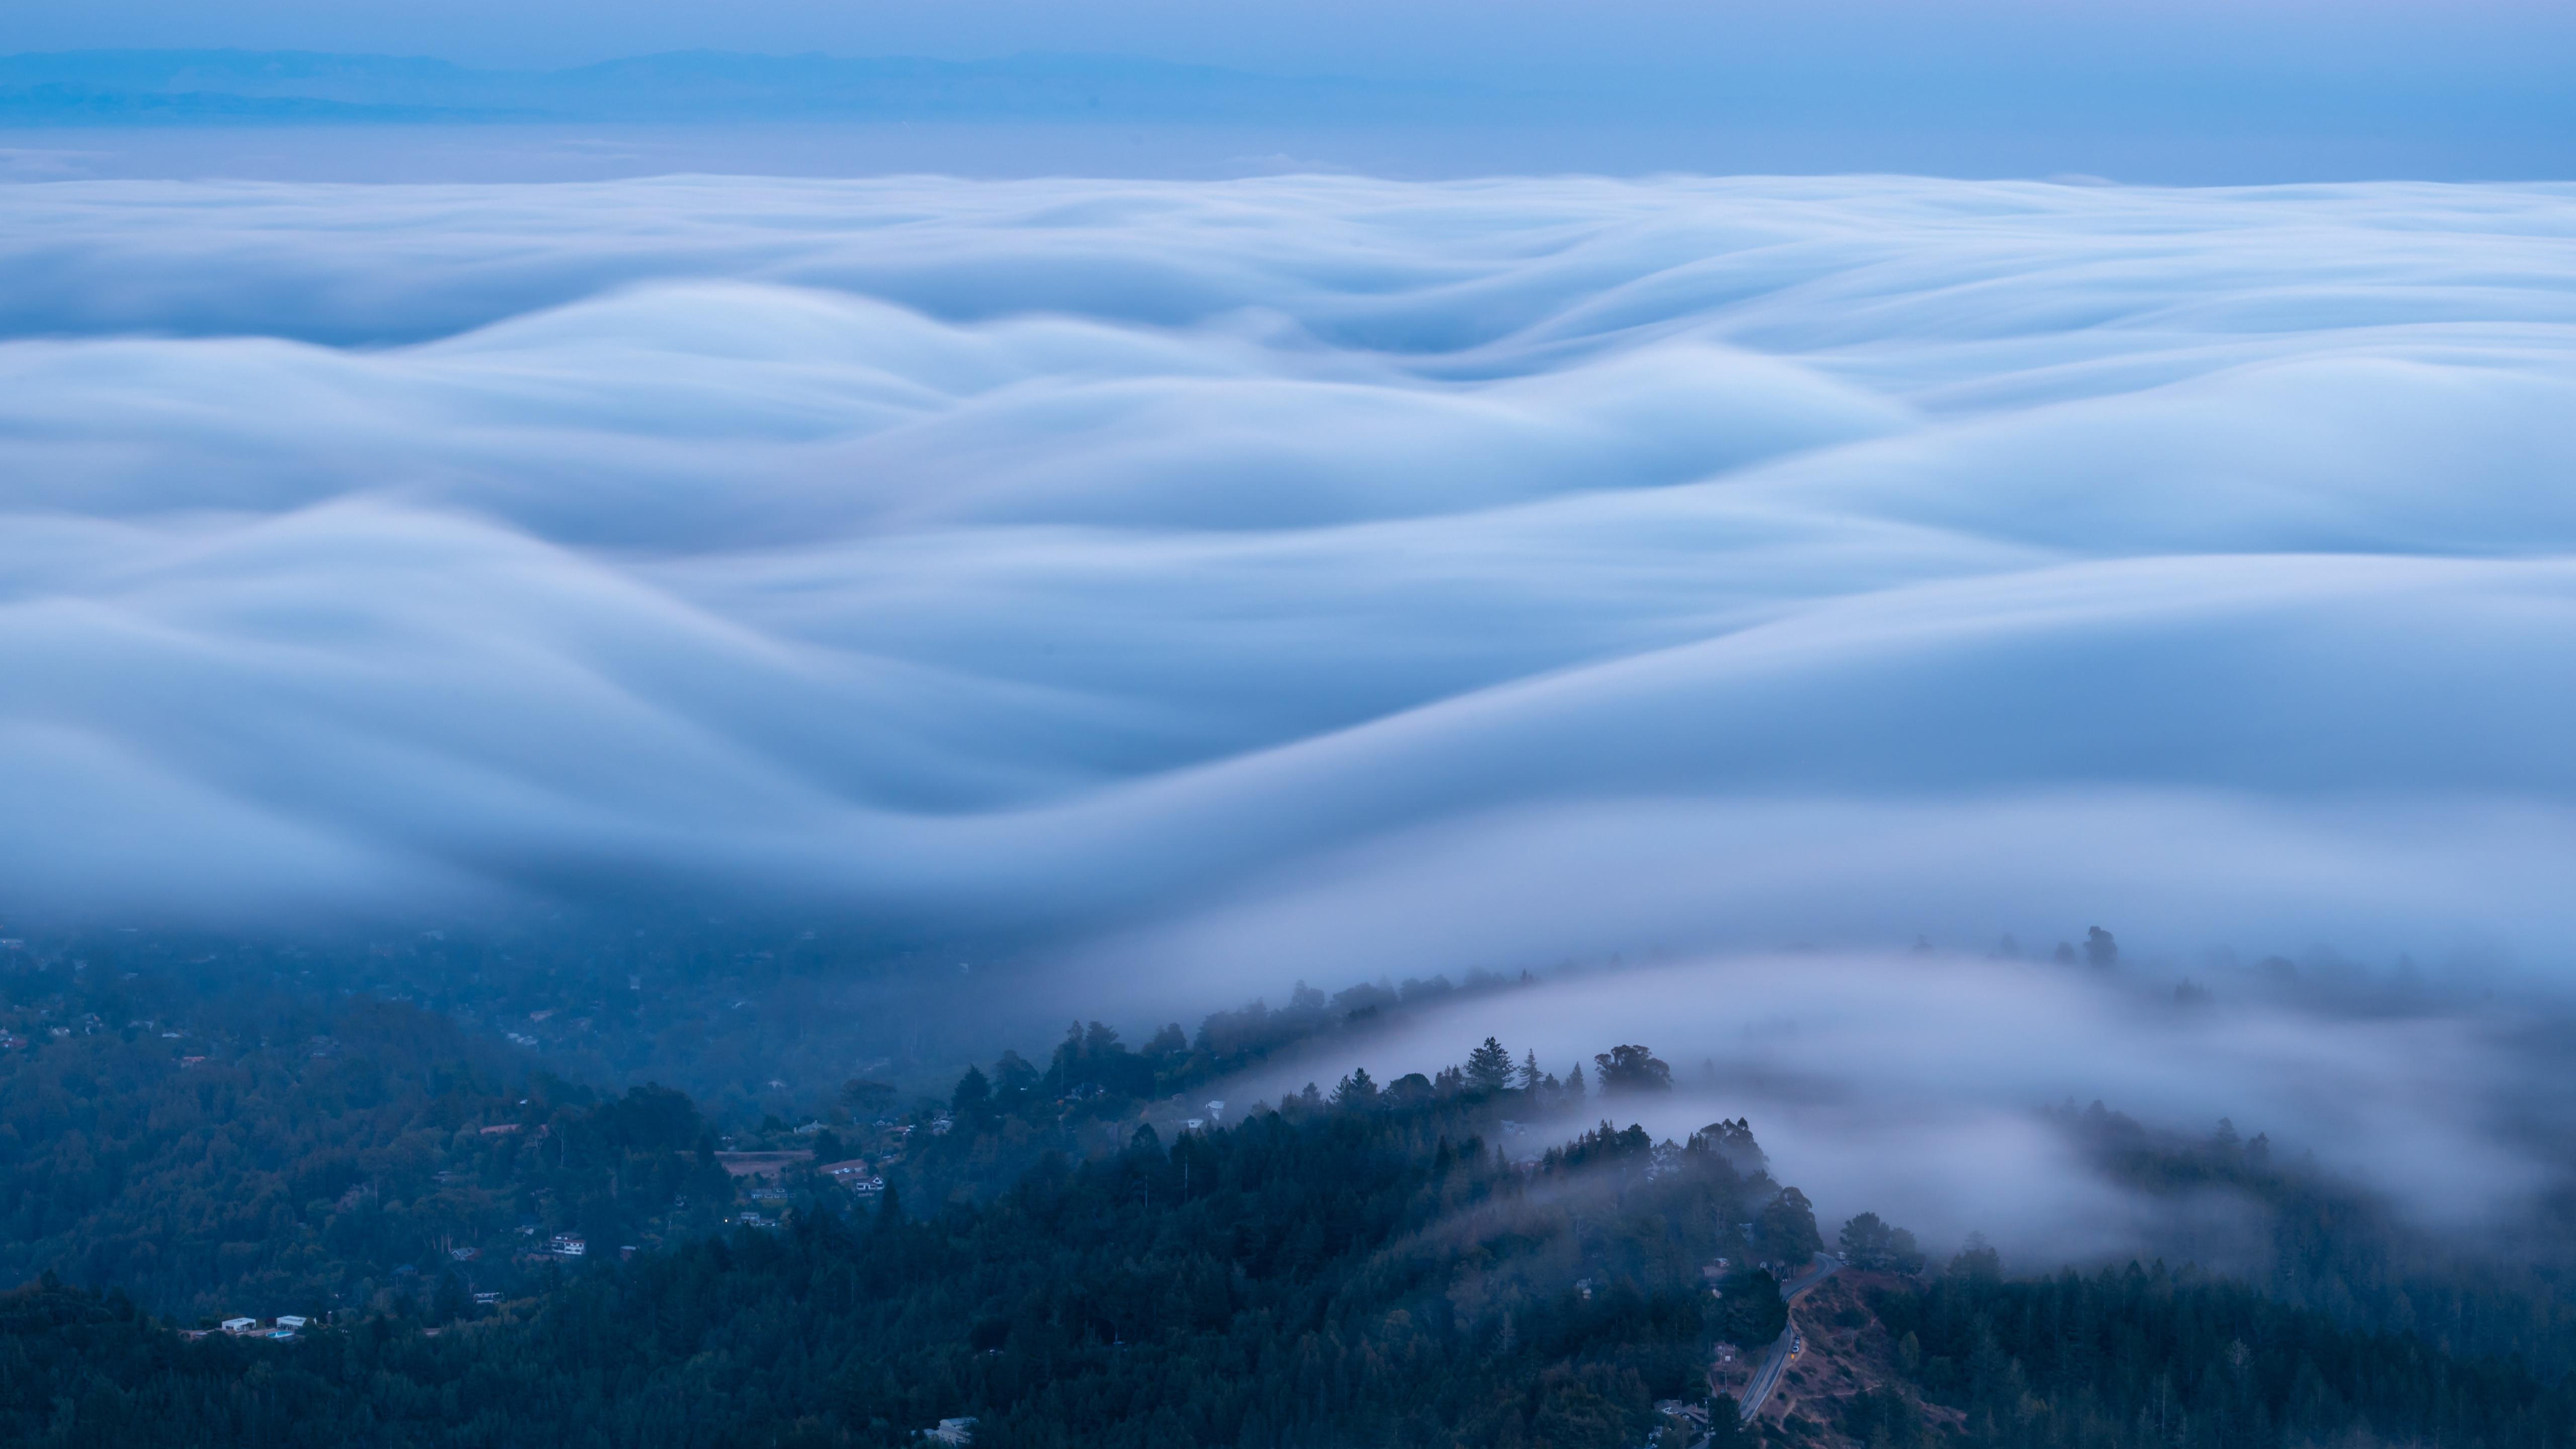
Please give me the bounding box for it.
[1735,1254,1840,1423]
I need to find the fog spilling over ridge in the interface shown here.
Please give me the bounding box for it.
[1196,949,2555,1262]
[5,174,2576,986]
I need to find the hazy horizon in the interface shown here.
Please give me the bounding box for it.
[7,2,2576,184]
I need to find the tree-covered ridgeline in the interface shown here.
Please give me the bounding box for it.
[0,957,1541,1321]
[7,1055,2576,1449]
[12,939,2576,1449]
[0,1079,1799,1448]
[0,922,1542,1128]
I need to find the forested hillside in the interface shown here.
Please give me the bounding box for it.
[8,1053,2576,1449]
[1879,1250,2576,1449]
[1,1087,1775,1447]
[0,966,737,1320]
[0,951,1525,1321]
[0,923,1535,1128]
[10,950,2576,1449]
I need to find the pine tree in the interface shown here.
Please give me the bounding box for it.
[432,1269,470,1324]
[951,1065,992,1116]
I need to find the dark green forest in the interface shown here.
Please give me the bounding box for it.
[0,921,1534,1125]
[0,976,739,1320]
[7,948,2576,1448]
[1882,1257,2576,1449]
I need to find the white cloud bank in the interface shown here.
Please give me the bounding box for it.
[4,174,2576,992]
[1194,951,2550,1261]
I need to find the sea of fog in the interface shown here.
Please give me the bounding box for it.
[8,174,2576,966]
[10,172,2576,1250]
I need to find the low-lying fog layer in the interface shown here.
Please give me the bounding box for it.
[4,175,2576,992]
[1199,950,2560,1264]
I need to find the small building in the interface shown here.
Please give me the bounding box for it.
[548,1234,587,1257]
[221,1317,257,1334]
[819,1160,886,1195]
[275,1315,310,1330]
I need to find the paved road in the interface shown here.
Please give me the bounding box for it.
[1735,1254,1840,1423]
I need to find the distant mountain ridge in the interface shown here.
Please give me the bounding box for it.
[0,48,1461,124]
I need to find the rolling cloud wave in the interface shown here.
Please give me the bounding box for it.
[5,174,2576,983]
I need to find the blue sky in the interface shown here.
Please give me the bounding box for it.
[8,2,2573,181]
[11,0,2570,80]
